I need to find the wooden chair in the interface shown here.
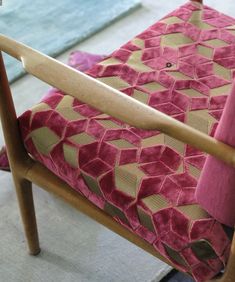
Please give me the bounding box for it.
[0,0,234,281]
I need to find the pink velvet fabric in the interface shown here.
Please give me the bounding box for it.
[0,146,10,171]
[0,50,105,171]
[196,82,235,228]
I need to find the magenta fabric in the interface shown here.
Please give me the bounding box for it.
[0,146,10,171]
[68,50,106,72]
[196,82,235,228]
[0,50,105,171]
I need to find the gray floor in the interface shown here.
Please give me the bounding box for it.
[1,0,235,281]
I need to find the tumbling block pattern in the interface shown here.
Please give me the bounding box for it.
[18,2,235,281]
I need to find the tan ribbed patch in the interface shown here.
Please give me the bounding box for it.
[82,173,102,196]
[69,133,95,145]
[142,194,168,213]
[109,139,135,149]
[115,164,145,197]
[204,39,228,47]
[132,38,145,48]
[161,16,184,24]
[176,163,184,174]
[141,134,165,147]
[180,88,204,98]
[213,63,231,81]
[30,127,60,156]
[197,45,213,59]
[189,11,213,30]
[137,206,155,232]
[210,84,232,96]
[188,164,201,179]
[31,102,51,113]
[63,144,78,168]
[56,108,84,120]
[104,202,129,225]
[98,119,121,129]
[132,90,149,104]
[161,33,193,47]
[165,135,185,155]
[99,57,121,66]
[56,95,74,108]
[177,205,209,220]
[168,71,192,80]
[187,110,215,134]
[141,82,166,92]
[127,50,152,72]
[98,77,130,90]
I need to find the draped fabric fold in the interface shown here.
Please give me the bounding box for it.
[196,82,235,228]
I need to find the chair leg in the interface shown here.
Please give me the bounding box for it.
[13,175,41,255]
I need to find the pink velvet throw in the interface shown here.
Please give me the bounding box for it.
[196,82,235,228]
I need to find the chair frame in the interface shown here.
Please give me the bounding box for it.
[0,1,234,280]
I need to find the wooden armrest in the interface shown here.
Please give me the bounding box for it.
[1,34,235,167]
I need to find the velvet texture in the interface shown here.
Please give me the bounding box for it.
[16,2,235,281]
[0,146,10,171]
[0,50,105,171]
[196,82,235,227]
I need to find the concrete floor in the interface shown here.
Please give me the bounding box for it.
[1,0,235,281]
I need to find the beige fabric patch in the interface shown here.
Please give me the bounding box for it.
[132,38,145,49]
[63,144,78,168]
[132,90,149,104]
[99,57,122,66]
[177,205,209,220]
[204,39,228,48]
[141,82,166,92]
[210,84,232,96]
[142,194,168,213]
[98,76,130,90]
[82,173,103,196]
[189,11,213,30]
[161,16,184,24]
[141,134,164,147]
[161,33,193,47]
[109,139,135,149]
[127,50,152,72]
[69,133,95,145]
[197,45,213,59]
[98,119,121,129]
[137,206,155,232]
[115,164,145,197]
[168,71,192,80]
[30,127,60,156]
[56,108,84,120]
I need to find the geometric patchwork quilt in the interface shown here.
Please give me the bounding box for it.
[18,1,235,281]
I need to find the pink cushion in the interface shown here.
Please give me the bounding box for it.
[18,2,235,281]
[0,50,105,171]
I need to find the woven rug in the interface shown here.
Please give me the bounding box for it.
[0,0,140,82]
[0,171,171,282]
